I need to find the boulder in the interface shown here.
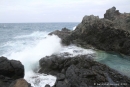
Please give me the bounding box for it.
[39,55,130,87]
[9,78,31,87]
[0,56,24,79]
[0,56,26,87]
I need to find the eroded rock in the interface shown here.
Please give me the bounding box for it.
[39,55,130,87]
[0,56,24,79]
[61,7,130,56]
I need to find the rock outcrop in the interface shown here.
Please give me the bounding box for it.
[39,55,130,87]
[0,56,24,79]
[49,27,71,40]
[104,6,130,32]
[58,7,130,56]
[0,56,30,87]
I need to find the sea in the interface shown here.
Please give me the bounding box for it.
[0,23,130,87]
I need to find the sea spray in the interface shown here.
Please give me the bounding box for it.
[2,32,62,87]
[73,26,76,30]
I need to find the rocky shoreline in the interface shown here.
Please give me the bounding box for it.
[0,7,130,87]
[39,54,130,87]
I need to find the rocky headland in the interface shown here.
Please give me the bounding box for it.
[50,7,130,56]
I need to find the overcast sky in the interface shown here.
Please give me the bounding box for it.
[0,0,130,23]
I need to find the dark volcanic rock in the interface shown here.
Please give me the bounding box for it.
[104,6,130,32]
[104,6,120,20]
[49,27,71,40]
[0,75,13,87]
[61,7,130,56]
[39,55,130,87]
[45,84,51,87]
[0,56,24,79]
[0,56,26,87]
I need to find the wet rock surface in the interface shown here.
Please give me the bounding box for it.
[39,55,130,87]
[0,56,31,87]
[0,56,24,79]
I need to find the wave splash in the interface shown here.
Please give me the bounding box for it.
[1,31,62,87]
[1,31,95,87]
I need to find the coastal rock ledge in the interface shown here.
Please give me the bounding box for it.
[39,55,130,87]
[50,7,130,56]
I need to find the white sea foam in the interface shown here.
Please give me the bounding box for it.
[25,72,56,87]
[2,32,62,87]
[73,26,76,30]
[60,45,95,57]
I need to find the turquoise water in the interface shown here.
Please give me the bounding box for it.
[95,51,130,77]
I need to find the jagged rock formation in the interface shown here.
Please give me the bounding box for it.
[58,7,130,56]
[104,6,130,32]
[104,6,120,20]
[39,55,130,87]
[63,15,130,55]
[49,27,71,40]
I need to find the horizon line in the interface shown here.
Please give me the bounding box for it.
[0,22,80,23]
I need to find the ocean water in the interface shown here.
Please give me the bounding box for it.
[0,23,130,87]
